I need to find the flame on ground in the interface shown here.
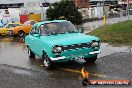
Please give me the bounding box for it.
[81,67,89,78]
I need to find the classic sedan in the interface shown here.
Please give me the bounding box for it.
[8,20,36,37]
[25,20,101,69]
[0,22,22,36]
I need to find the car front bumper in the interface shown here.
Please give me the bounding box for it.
[89,50,101,55]
[7,30,14,36]
[50,56,66,61]
[50,50,101,61]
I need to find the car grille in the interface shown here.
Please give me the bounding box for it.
[62,43,91,50]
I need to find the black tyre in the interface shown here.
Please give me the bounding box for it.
[28,48,35,58]
[84,56,97,63]
[42,52,54,70]
[18,31,25,37]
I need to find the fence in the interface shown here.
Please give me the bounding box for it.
[82,15,132,33]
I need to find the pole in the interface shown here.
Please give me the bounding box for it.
[127,0,129,20]
[41,0,45,21]
[103,0,106,25]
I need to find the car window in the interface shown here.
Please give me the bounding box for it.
[30,21,36,25]
[35,26,40,34]
[5,24,20,28]
[30,27,35,35]
[41,22,66,36]
[4,24,9,28]
[24,21,36,26]
[24,21,30,26]
[40,22,78,36]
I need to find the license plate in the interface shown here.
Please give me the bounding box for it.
[74,56,84,60]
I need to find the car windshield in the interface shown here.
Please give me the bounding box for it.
[40,21,78,36]
[24,21,36,26]
[4,24,20,28]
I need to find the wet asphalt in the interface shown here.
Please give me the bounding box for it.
[0,37,132,88]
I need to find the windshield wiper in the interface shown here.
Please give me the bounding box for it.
[68,28,78,33]
[68,31,78,33]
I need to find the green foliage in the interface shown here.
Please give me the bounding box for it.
[46,0,82,25]
[89,20,132,45]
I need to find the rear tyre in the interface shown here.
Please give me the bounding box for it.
[42,52,54,70]
[28,48,35,58]
[84,56,97,63]
[18,31,25,37]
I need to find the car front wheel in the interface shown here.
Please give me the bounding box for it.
[18,31,25,37]
[28,48,35,58]
[42,52,54,70]
[84,56,97,63]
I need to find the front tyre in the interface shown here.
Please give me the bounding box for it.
[84,56,97,63]
[18,31,25,37]
[28,48,35,58]
[42,53,54,70]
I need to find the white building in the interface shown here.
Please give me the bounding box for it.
[0,0,60,12]
[0,0,61,21]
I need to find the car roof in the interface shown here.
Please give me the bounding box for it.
[35,20,67,26]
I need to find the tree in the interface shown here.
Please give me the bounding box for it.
[46,0,82,25]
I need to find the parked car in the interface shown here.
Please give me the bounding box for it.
[0,22,22,36]
[8,20,36,37]
[25,20,101,69]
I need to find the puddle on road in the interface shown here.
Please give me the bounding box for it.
[98,43,132,58]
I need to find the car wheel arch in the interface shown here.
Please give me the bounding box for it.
[18,30,25,37]
[42,50,48,57]
[42,50,52,59]
[19,30,25,33]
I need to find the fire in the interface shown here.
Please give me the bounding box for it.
[81,67,89,78]
[81,67,130,86]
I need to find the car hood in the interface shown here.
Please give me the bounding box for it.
[41,33,100,46]
[7,26,23,31]
[0,28,8,31]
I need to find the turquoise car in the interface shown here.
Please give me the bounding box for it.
[25,20,101,69]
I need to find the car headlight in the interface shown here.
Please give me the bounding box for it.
[53,46,62,53]
[8,30,14,35]
[91,41,99,47]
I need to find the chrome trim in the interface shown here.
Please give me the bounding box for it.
[50,56,66,60]
[89,50,101,55]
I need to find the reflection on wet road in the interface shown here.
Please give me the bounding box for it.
[0,37,132,87]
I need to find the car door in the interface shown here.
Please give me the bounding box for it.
[31,26,42,56]
[28,26,36,53]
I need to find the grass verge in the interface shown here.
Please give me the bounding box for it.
[88,20,132,45]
